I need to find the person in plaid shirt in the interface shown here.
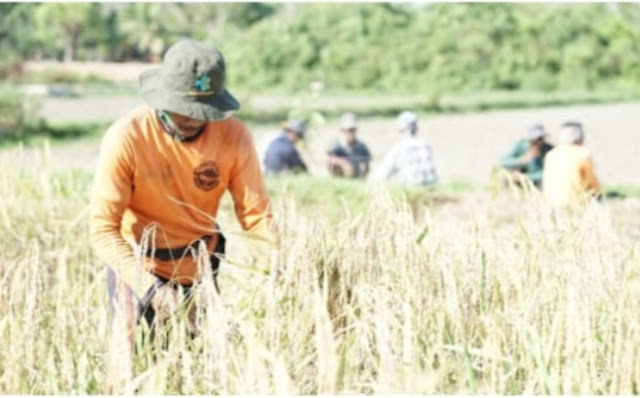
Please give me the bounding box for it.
[371,111,438,186]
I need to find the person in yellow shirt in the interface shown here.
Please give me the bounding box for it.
[90,39,272,339]
[542,121,601,208]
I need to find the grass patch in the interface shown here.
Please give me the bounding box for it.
[0,120,109,148]
[604,185,640,199]
[264,174,472,224]
[11,68,113,85]
[237,89,640,124]
[1,161,640,394]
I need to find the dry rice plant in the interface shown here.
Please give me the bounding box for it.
[0,146,639,394]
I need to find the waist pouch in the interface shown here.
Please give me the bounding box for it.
[138,229,226,327]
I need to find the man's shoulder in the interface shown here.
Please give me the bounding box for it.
[327,140,344,153]
[214,115,246,130]
[353,139,370,151]
[404,136,429,148]
[514,139,529,148]
[548,144,591,160]
[574,145,593,159]
[207,115,250,140]
[266,133,290,151]
[270,132,288,144]
[104,105,153,141]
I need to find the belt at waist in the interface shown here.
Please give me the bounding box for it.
[144,235,213,262]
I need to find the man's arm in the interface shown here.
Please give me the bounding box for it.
[360,145,372,177]
[287,145,308,173]
[581,153,601,195]
[527,168,543,184]
[326,143,346,173]
[326,142,341,157]
[500,140,527,169]
[228,126,273,232]
[228,126,275,263]
[90,127,155,298]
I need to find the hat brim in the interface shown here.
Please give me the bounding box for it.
[525,132,547,141]
[139,68,240,121]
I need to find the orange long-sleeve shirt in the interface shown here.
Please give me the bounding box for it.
[542,144,600,208]
[90,106,271,295]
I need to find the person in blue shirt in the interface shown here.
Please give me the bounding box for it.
[263,118,308,175]
[326,112,372,179]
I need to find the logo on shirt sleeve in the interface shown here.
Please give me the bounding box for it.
[193,160,220,191]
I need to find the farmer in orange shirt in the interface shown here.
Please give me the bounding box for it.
[90,39,272,338]
[543,121,601,208]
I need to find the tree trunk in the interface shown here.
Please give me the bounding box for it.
[63,25,78,63]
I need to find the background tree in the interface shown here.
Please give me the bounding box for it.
[33,3,107,62]
[1,3,640,94]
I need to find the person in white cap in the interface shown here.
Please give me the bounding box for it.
[542,121,601,208]
[326,112,372,178]
[371,111,438,186]
[500,124,554,188]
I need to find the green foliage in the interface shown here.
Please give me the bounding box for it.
[0,4,38,75]
[235,89,640,126]
[223,3,640,93]
[14,69,112,85]
[3,3,640,96]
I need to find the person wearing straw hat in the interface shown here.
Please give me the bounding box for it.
[263,118,308,175]
[90,39,272,340]
[326,112,372,179]
[500,124,554,188]
[543,121,601,208]
[371,111,438,186]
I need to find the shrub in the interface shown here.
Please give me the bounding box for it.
[0,86,41,139]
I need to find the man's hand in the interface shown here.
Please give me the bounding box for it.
[186,300,200,337]
[150,284,180,326]
[519,145,540,165]
[506,170,530,185]
[327,155,354,177]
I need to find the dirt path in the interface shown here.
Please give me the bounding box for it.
[9,99,640,186]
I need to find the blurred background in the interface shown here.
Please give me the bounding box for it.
[0,2,639,190]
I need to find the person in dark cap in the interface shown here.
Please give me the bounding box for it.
[90,39,273,343]
[263,118,308,175]
[500,124,554,188]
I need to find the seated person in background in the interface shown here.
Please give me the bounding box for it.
[327,112,372,179]
[543,122,601,208]
[500,124,554,188]
[371,111,438,186]
[263,118,308,176]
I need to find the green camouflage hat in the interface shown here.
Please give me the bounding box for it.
[139,39,240,121]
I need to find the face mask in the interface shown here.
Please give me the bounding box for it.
[158,110,206,142]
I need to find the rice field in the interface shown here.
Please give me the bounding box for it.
[1,145,640,394]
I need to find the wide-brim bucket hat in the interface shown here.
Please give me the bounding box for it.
[139,39,240,121]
